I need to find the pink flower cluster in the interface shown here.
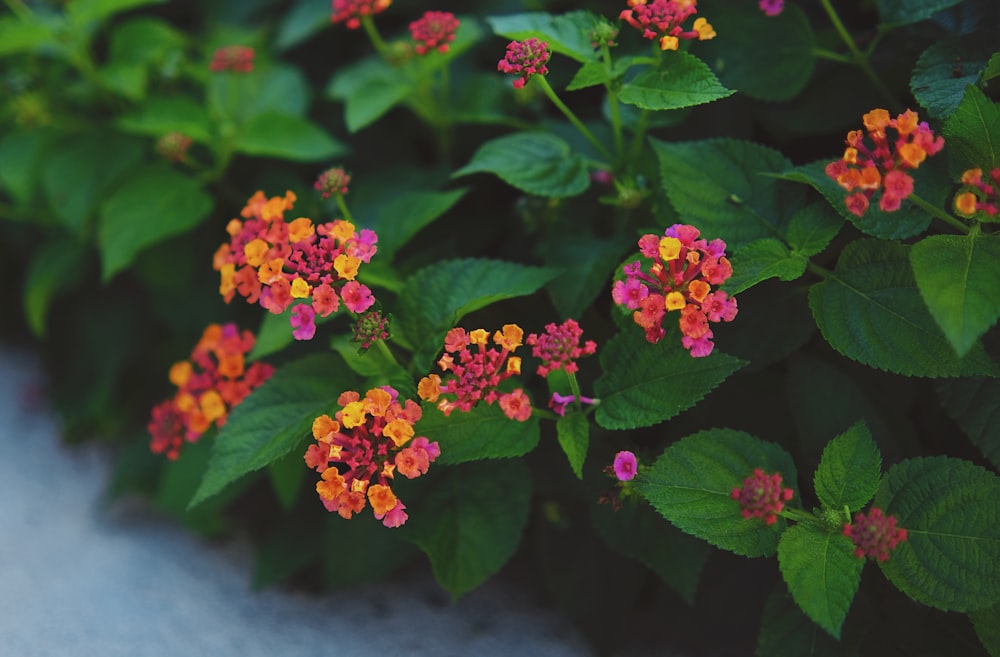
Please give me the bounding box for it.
[526,319,597,377]
[314,167,351,199]
[954,167,1000,218]
[213,190,377,341]
[409,11,460,55]
[497,38,550,89]
[619,0,716,51]
[613,224,738,357]
[331,0,392,30]
[209,45,255,72]
[731,468,794,525]
[843,507,907,562]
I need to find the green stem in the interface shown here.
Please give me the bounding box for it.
[334,193,354,224]
[534,76,614,163]
[811,47,852,64]
[567,372,584,412]
[627,109,650,164]
[909,193,970,233]
[360,14,390,57]
[600,44,625,162]
[374,336,401,366]
[780,507,820,526]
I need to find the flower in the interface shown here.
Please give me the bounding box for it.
[825,108,944,217]
[525,319,597,377]
[497,38,551,89]
[758,0,784,15]
[843,507,907,561]
[331,0,392,30]
[612,224,738,356]
[619,0,715,51]
[315,167,351,199]
[156,132,192,162]
[613,451,637,481]
[731,468,794,525]
[148,323,274,459]
[209,45,255,72]
[952,167,1000,218]
[409,11,460,55]
[305,386,437,528]
[548,392,598,416]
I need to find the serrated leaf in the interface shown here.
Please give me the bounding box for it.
[875,456,1000,611]
[414,402,540,465]
[556,412,588,479]
[97,165,213,281]
[911,231,1000,357]
[757,589,858,657]
[327,57,413,132]
[618,52,735,111]
[985,52,1000,81]
[234,112,345,161]
[814,422,882,512]
[189,354,354,508]
[595,329,746,430]
[935,376,1000,470]
[329,334,414,400]
[785,201,844,257]
[778,524,863,638]
[876,0,961,26]
[910,33,997,120]
[652,137,803,249]
[943,84,1000,178]
[726,238,808,295]
[487,11,600,64]
[969,604,1000,657]
[368,188,466,262]
[23,238,89,338]
[634,428,797,557]
[539,232,632,319]
[452,132,590,198]
[402,460,531,599]
[567,56,643,91]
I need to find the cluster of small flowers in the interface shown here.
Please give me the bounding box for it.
[314,167,350,199]
[156,132,192,163]
[954,167,1000,219]
[305,387,438,528]
[331,0,392,29]
[731,468,794,525]
[497,38,551,89]
[213,190,377,341]
[409,11,460,55]
[613,224,738,357]
[843,507,907,562]
[209,45,255,72]
[758,0,784,16]
[526,319,597,377]
[825,108,945,217]
[619,0,716,51]
[353,305,391,350]
[418,325,532,421]
[148,323,273,460]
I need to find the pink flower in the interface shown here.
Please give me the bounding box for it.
[758,0,784,16]
[731,468,794,525]
[499,389,532,422]
[341,280,375,313]
[210,45,255,72]
[548,392,597,416]
[525,318,597,377]
[409,11,460,55]
[497,38,550,89]
[843,508,907,562]
[613,451,637,481]
[290,304,317,340]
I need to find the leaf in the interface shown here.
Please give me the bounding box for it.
[323,514,418,587]
[68,0,166,25]
[452,132,590,198]
[0,15,57,57]
[208,63,312,124]
[117,95,214,143]
[538,232,632,319]
[401,460,531,599]
[556,412,588,479]
[875,456,1000,611]
[327,57,413,132]
[813,422,882,512]
[329,334,414,400]
[248,307,296,361]
[97,165,213,281]
[943,84,1000,178]
[969,604,1000,657]
[0,128,56,204]
[652,137,803,249]
[414,402,540,465]
[368,188,467,261]
[911,231,1000,358]
[634,428,797,557]
[189,354,354,508]
[726,238,808,295]
[986,51,1000,81]
[876,0,961,26]
[808,239,999,377]
[107,17,186,67]
[274,0,329,51]
[234,112,345,161]
[910,33,997,120]
[757,589,860,657]
[594,329,746,431]
[267,449,304,511]
[935,376,1000,471]
[566,56,643,91]
[487,11,601,63]
[785,201,844,257]
[617,52,735,111]
[23,238,89,338]
[778,524,863,639]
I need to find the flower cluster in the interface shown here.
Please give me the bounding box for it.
[613,224,738,357]
[843,507,907,562]
[305,387,438,528]
[314,167,351,199]
[758,0,784,16]
[331,0,392,30]
[825,108,945,217]
[209,45,255,72]
[353,305,390,350]
[619,0,716,51]
[148,323,273,460]
[731,468,794,525]
[418,325,532,421]
[156,132,192,163]
[954,167,1000,219]
[213,190,377,340]
[497,38,551,89]
[526,318,597,377]
[409,11,460,55]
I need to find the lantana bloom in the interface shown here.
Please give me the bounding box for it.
[409,11,460,55]
[843,507,907,562]
[209,45,255,72]
[213,190,378,339]
[156,132,192,162]
[825,108,944,217]
[613,451,638,481]
[497,38,550,89]
[148,323,273,459]
[526,318,597,377]
[758,0,784,16]
[731,468,794,525]
[331,0,392,29]
[612,223,738,356]
[548,392,598,416]
[619,0,715,51]
[953,167,1000,219]
[305,386,438,528]
[418,325,532,421]
[314,167,351,199]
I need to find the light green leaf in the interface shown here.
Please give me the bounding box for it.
[634,428,797,557]
[68,0,166,25]
[556,412,588,479]
[327,57,413,132]
[935,376,1000,471]
[414,402,540,465]
[566,57,642,91]
[0,15,57,57]
[234,112,345,161]
[910,33,997,119]
[985,52,1000,82]
[814,422,882,512]
[487,11,601,63]
[876,0,961,27]
[726,238,808,295]
[107,17,186,66]
[943,84,1000,178]
[23,239,89,338]
[875,456,1000,611]
[329,334,413,400]
[618,52,735,111]
[452,132,590,198]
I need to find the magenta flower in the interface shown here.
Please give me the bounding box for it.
[613,451,638,481]
[497,38,550,89]
[290,304,317,340]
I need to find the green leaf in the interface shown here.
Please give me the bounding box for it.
[267,449,304,511]
[324,515,418,587]
[68,0,166,25]
[117,95,214,143]
[809,239,999,377]
[814,422,882,512]
[566,56,642,91]
[594,329,746,431]
[190,354,355,508]
[634,428,797,557]
[785,201,844,257]
[726,238,808,295]
[234,112,345,161]
[327,57,413,132]
[757,589,859,657]
[242,64,312,118]
[652,137,803,249]
[107,17,185,67]
[969,604,1000,657]
[97,165,213,281]
[618,52,735,111]
[911,231,1000,357]
[0,128,56,204]
[0,15,57,57]
[935,376,1000,471]
[875,456,1000,611]
[402,460,531,599]
[23,238,89,338]
[329,334,414,399]
[985,52,1000,82]
[540,232,632,319]
[274,0,329,51]
[248,307,295,361]
[452,132,590,198]
[876,0,961,26]
[943,84,1000,178]
[487,11,601,63]
[910,33,998,119]
[556,412,588,479]
[778,524,863,639]
[367,188,467,262]
[414,402,540,465]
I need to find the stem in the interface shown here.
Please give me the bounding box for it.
[374,337,401,366]
[360,15,390,58]
[4,0,31,19]
[780,507,820,526]
[534,76,614,163]
[567,372,584,412]
[334,193,354,224]
[600,43,625,162]
[909,193,970,233]
[811,47,852,64]
[627,109,650,164]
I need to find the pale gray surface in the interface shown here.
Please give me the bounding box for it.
[0,346,614,657]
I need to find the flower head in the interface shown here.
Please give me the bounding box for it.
[210,45,255,72]
[613,451,638,481]
[758,0,784,15]
[315,167,351,199]
[409,11,460,55]
[498,38,551,89]
[619,0,715,51]
[731,468,794,525]
[843,507,907,562]
[331,0,392,30]
[352,304,390,350]
[952,167,1000,219]
[525,318,597,377]
[156,132,192,163]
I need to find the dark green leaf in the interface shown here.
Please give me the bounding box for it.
[785,201,844,257]
[107,17,186,66]
[234,112,345,161]
[540,232,632,319]
[452,132,590,198]
[248,307,296,361]
[414,402,540,465]
[267,448,304,511]
[324,514,418,587]
[943,84,1000,178]
[556,412,588,479]
[154,436,244,535]
[368,188,467,261]
[327,57,413,132]
[969,604,1000,657]
[935,376,1000,471]
[726,238,808,295]
[274,0,329,51]
[814,422,882,512]
[0,128,56,204]
[910,33,997,119]
[487,11,601,63]
[23,238,89,338]
[876,0,961,26]
[757,589,860,657]
[618,52,735,111]
[566,57,643,91]
[985,52,1000,81]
